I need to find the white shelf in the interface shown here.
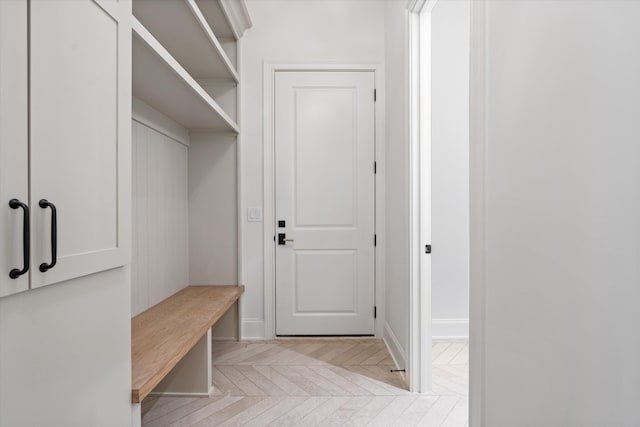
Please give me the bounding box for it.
[133,0,238,82]
[196,0,252,41]
[132,17,239,133]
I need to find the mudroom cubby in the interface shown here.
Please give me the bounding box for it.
[130,0,251,339]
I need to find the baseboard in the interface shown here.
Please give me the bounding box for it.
[148,385,214,399]
[383,322,407,370]
[241,319,265,340]
[432,318,469,339]
[212,336,237,342]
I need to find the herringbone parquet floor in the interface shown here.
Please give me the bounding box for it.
[141,339,468,427]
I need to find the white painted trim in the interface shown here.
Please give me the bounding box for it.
[241,319,266,340]
[219,0,253,40]
[262,62,386,340]
[469,1,488,425]
[132,97,190,147]
[148,387,213,399]
[408,0,434,394]
[408,2,421,393]
[236,38,245,342]
[432,318,470,339]
[263,61,276,340]
[383,322,407,371]
[407,0,427,14]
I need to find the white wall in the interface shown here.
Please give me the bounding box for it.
[384,0,410,365]
[476,1,640,425]
[241,0,386,338]
[132,111,189,316]
[430,0,470,338]
[189,133,238,289]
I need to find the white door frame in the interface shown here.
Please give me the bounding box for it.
[407,0,487,416]
[468,2,488,424]
[407,0,434,394]
[263,63,386,340]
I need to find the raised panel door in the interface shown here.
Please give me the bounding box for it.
[275,71,376,335]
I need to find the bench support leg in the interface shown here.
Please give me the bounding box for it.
[148,329,213,398]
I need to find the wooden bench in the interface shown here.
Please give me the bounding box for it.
[131,285,244,403]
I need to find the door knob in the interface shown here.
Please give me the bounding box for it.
[278,233,294,245]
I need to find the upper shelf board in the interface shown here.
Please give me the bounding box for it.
[132,17,239,133]
[133,0,238,82]
[196,0,253,41]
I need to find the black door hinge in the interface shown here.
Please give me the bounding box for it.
[374,161,377,174]
[425,244,431,254]
[374,234,377,247]
[374,306,377,318]
[374,89,377,102]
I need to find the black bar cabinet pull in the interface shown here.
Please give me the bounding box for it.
[39,199,57,273]
[9,199,30,279]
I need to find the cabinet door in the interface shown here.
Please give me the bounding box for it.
[0,0,29,298]
[30,0,130,288]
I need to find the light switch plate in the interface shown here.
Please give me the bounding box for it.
[247,207,262,222]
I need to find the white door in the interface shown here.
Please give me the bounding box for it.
[29,0,128,288]
[0,0,29,298]
[275,71,376,336]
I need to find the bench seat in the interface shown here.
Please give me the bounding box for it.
[131,285,244,403]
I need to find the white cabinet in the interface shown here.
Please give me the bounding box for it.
[0,0,129,297]
[130,0,251,320]
[0,0,29,298]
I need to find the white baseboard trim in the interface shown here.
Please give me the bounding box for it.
[241,319,265,340]
[383,322,407,370]
[212,336,237,342]
[148,385,214,399]
[432,318,469,339]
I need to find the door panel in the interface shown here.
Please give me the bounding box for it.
[30,0,126,288]
[295,88,356,227]
[0,0,29,297]
[294,251,357,313]
[275,71,375,335]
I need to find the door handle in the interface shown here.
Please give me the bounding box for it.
[278,233,294,245]
[8,199,30,279]
[39,199,57,272]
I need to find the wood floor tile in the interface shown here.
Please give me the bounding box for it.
[142,338,469,427]
[267,396,331,426]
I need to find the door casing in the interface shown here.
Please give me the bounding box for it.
[408,0,487,417]
[262,63,386,341]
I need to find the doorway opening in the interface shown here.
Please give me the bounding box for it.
[408,0,470,418]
